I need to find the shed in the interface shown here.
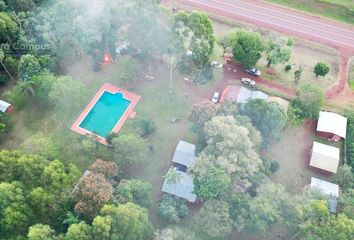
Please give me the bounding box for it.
[236,86,268,104]
[0,100,13,113]
[317,111,347,140]
[311,177,339,213]
[161,170,197,202]
[309,142,340,173]
[172,141,196,169]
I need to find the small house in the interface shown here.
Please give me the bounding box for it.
[310,177,339,213]
[309,141,340,174]
[316,111,347,141]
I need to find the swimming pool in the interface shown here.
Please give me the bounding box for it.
[71,83,140,145]
[79,91,131,137]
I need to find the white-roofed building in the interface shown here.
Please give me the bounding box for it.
[311,177,340,213]
[0,100,13,113]
[309,141,340,173]
[172,141,196,169]
[161,169,197,203]
[236,86,268,104]
[317,111,347,141]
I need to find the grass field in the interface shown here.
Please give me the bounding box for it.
[265,0,354,25]
[349,57,354,90]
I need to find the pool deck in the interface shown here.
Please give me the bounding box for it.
[70,83,141,145]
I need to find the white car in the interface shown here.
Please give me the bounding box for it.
[211,61,223,68]
[211,92,220,103]
[244,67,261,77]
[240,77,256,86]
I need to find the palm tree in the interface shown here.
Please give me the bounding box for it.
[0,49,15,82]
[18,81,35,97]
[166,55,176,94]
[164,167,183,194]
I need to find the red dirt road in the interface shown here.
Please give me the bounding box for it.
[170,0,354,99]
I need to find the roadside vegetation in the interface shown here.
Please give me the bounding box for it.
[0,0,353,239]
[349,58,354,90]
[265,0,354,25]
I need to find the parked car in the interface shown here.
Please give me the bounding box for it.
[244,67,261,77]
[211,92,220,103]
[211,61,223,68]
[240,77,256,86]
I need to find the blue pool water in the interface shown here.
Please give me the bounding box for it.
[79,91,131,137]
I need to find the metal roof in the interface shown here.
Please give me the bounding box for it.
[0,100,11,112]
[310,141,340,173]
[317,111,347,138]
[161,170,197,202]
[311,177,339,198]
[236,87,268,104]
[172,141,196,168]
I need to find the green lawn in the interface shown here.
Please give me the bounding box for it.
[349,58,354,90]
[265,0,354,25]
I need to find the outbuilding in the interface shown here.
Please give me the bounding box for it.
[0,100,13,113]
[161,169,197,203]
[316,111,347,141]
[172,141,196,169]
[309,141,340,173]
[310,177,340,213]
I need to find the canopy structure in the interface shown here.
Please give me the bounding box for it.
[161,169,197,202]
[317,111,347,139]
[172,141,196,168]
[310,141,340,173]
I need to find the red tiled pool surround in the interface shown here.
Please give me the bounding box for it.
[70,83,141,145]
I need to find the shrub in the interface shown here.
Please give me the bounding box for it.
[139,117,156,137]
[0,112,12,133]
[285,64,292,71]
[314,62,330,77]
[157,195,189,223]
[270,161,280,173]
[3,56,19,77]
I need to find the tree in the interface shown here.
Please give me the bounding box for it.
[7,0,36,12]
[32,73,58,101]
[98,203,153,240]
[157,195,188,223]
[0,49,15,81]
[114,179,153,208]
[332,164,353,189]
[115,56,139,81]
[173,11,215,68]
[18,54,41,81]
[164,167,183,185]
[139,117,156,137]
[0,12,20,44]
[240,99,287,147]
[232,183,301,233]
[338,189,354,219]
[231,30,264,68]
[266,36,293,67]
[189,100,218,135]
[194,165,231,200]
[65,221,92,240]
[49,76,89,110]
[291,84,324,119]
[73,172,113,219]
[300,214,354,240]
[89,159,119,179]
[112,134,147,165]
[196,200,232,238]
[27,224,55,240]
[314,62,330,78]
[294,67,303,83]
[193,116,262,175]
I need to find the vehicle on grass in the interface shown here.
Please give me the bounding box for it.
[240,77,256,86]
[244,67,261,77]
[211,92,220,104]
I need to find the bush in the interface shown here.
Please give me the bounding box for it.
[3,56,19,77]
[314,62,330,77]
[37,55,58,72]
[0,112,12,133]
[285,64,292,71]
[4,86,26,109]
[157,195,189,223]
[270,161,279,173]
[139,117,156,137]
[0,74,8,85]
